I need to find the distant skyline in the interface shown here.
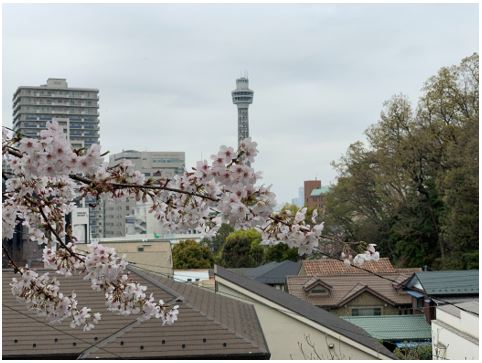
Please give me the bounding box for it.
[3,3,478,205]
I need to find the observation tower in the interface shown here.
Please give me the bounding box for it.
[231,77,254,145]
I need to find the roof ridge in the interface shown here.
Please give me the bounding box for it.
[338,282,366,303]
[129,266,266,351]
[215,265,396,359]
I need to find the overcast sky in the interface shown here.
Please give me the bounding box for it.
[3,3,478,205]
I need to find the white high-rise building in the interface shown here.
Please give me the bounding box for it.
[102,150,185,238]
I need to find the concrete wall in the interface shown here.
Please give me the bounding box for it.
[216,279,392,360]
[431,308,479,360]
[78,240,172,275]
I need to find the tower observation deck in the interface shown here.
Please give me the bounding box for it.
[232,77,254,145]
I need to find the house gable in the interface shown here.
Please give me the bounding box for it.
[303,278,333,297]
[215,266,395,360]
[337,285,399,308]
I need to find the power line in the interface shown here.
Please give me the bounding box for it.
[312,248,479,316]
[127,264,413,349]
[129,256,478,317]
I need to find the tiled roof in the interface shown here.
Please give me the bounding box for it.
[229,261,301,285]
[301,258,396,276]
[2,267,269,359]
[215,265,396,359]
[410,270,479,295]
[287,273,412,307]
[395,267,422,274]
[342,315,431,341]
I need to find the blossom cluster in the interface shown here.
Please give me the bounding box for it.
[83,243,178,325]
[10,267,101,331]
[11,121,102,178]
[341,243,381,266]
[2,121,378,330]
[42,243,179,325]
[148,138,277,236]
[259,207,325,255]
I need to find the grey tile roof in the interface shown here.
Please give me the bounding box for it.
[229,261,301,285]
[2,267,270,359]
[437,299,479,318]
[411,270,479,295]
[215,265,396,359]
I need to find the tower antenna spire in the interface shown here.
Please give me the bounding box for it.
[231,75,254,147]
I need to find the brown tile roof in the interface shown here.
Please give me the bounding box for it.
[2,267,269,359]
[395,267,423,274]
[301,258,396,276]
[287,273,412,308]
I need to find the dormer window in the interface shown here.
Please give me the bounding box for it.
[309,286,330,296]
[303,278,332,297]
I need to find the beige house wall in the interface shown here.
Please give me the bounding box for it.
[330,291,401,316]
[216,278,393,360]
[432,308,479,360]
[77,240,172,275]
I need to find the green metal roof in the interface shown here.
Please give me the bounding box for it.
[414,270,479,295]
[310,186,330,196]
[341,315,431,341]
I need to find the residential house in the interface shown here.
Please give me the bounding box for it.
[299,257,400,276]
[214,265,395,360]
[2,267,270,359]
[287,273,412,316]
[402,270,479,322]
[342,315,431,351]
[431,299,478,360]
[229,261,301,291]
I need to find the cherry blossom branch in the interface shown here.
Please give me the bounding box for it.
[2,245,21,273]
[23,195,84,261]
[1,121,352,331]
[69,174,219,202]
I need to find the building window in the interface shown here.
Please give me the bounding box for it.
[351,307,382,316]
[137,247,144,252]
[308,286,330,296]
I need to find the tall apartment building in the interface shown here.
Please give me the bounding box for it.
[13,78,99,148]
[102,150,185,238]
[12,78,102,239]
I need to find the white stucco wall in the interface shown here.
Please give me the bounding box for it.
[216,277,392,360]
[432,307,479,360]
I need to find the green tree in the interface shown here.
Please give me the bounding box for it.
[323,54,479,269]
[265,243,299,262]
[394,345,432,360]
[172,240,214,269]
[220,229,264,268]
[203,223,234,253]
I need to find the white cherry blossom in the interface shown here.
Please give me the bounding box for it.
[2,121,379,330]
